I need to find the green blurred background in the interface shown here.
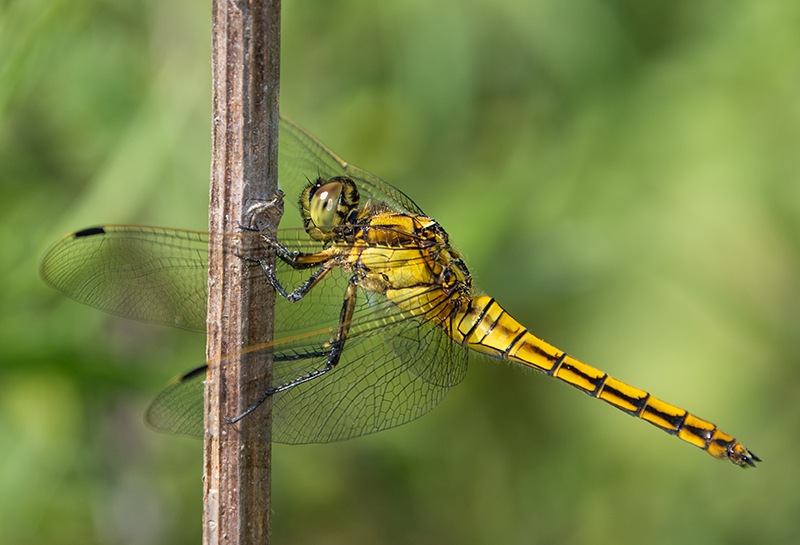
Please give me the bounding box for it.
[2,0,798,543]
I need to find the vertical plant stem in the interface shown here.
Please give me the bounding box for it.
[206,1,281,544]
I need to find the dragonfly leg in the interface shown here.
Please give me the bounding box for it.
[261,258,336,303]
[237,241,336,302]
[226,276,359,425]
[260,236,323,269]
[242,189,285,231]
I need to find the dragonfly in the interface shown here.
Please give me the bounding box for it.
[40,117,759,468]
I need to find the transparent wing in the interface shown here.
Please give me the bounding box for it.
[40,117,460,443]
[147,284,468,444]
[42,225,469,443]
[40,225,210,331]
[253,256,469,442]
[270,298,469,444]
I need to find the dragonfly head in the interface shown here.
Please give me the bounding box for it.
[300,176,360,241]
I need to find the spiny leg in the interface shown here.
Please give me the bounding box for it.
[259,259,335,303]
[226,275,360,424]
[238,242,335,302]
[260,235,324,269]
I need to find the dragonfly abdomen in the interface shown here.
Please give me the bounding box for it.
[451,295,759,468]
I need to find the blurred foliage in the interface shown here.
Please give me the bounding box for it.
[2,0,799,544]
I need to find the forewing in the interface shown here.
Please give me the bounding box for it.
[39,222,458,342]
[39,224,367,341]
[40,226,211,332]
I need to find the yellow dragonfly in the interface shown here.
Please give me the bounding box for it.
[40,118,759,468]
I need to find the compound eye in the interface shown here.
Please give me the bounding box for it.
[309,181,343,229]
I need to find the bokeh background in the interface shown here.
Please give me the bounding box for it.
[2,0,799,544]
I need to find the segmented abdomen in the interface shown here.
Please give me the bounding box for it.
[447,295,758,468]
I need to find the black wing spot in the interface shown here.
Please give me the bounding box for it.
[180,365,208,382]
[74,226,106,238]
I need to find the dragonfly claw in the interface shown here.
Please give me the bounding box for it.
[244,190,285,231]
